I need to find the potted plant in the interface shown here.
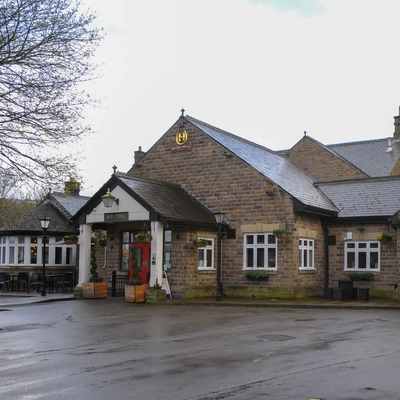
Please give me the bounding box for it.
[64,234,78,244]
[82,245,107,298]
[349,273,374,281]
[245,270,269,281]
[98,237,107,246]
[193,237,208,248]
[146,279,167,304]
[377,233,392,243]
[134,232,152,243]
[125,248,149,303]
[272,229,288,240]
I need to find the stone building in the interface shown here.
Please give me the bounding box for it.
[0,179,89,285]
[73,109,400,300]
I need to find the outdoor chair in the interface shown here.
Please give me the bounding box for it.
[0,272,6,291]
[16,272,30,293]
[3,272,12,291]
[29,273,44,293]
[56,272,73,292]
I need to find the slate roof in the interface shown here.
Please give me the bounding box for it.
[0,192,89,235]
[51,193,90,219]
[316,177,400,218]
[327,138,400,177]
[0,201,76,235]
[186,115,338,215]
[117,175,217,226]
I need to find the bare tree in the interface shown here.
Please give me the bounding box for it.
[0,0,104,192]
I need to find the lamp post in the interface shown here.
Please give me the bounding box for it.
[39,216,50,296]
[214,212,225,302]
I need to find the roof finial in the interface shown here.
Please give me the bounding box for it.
[181,108,185,117]
[112,165,117,174]
[304,131,307,136]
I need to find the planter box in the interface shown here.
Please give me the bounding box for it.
[146,288,167,304]
[125,284,150,303]
[82,282,107,299]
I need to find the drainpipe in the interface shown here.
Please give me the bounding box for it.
[322,220,329,288]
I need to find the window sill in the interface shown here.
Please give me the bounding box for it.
[198,269,216,274]
[299,268,317,273]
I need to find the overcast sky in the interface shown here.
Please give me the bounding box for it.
[77,0,400,196]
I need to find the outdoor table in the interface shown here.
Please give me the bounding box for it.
[46,274,64,293]
[8,273,18,292]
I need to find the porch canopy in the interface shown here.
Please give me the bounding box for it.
[73,174,217,285]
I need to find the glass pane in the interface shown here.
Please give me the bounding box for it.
[359,252,366,268]
[66,248,72,264]
[347,252,355,268]
[198,249,205,268]
[9,247,15,264]
[309,250,313,267]
[9,237,15,244]
[370,252,379,269]
[256,248,264,268]
[121,244,129,270]
[370,243,378,248]
[268,248,276,268]
[303,249,308,268]
[206,249,212,267]
[246,235,254,245]
[246,248,254,268]
[55,247,62,264]
[257,235,264,244]
[18,247,24,264]
[30,246,37,264]
[359,243,367,249]
[165,230,172,242]
[299,249,302,266]
[18,237,25,244]
[268,234,276,244]
[347,243,355,249]
[122,232,129,243]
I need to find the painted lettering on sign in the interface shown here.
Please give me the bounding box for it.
[104,212,128,221]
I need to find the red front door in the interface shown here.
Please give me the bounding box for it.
[129,243,151,285]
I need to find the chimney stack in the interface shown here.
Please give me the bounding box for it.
[134,146,146,164]
[394,106,400,142]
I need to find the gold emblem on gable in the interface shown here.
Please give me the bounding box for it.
[176,130,188,146]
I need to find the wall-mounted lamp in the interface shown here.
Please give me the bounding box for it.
[101,188,119,208]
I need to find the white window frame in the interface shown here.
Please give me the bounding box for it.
[197,238,214,270]
[344,241,380,271]
[0,236,76,267]
[299,238,315,270]
[243,233,277,271]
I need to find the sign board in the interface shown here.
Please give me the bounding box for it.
[162,271,171,299]
[104,212,128,222]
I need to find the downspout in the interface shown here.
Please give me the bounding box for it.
[322,220,329,288]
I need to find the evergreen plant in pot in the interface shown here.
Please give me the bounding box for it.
[125,248,149,303]
[82,245,107,298]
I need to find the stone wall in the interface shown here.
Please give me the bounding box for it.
[286,136,368,181]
